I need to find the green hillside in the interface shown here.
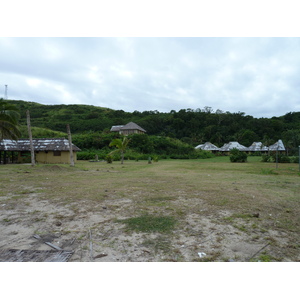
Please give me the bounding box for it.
[6,99,300,155]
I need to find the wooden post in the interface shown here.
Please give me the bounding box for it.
[276,145,279,169]
[299,146,300,172]
[26,110,35,166]
[67,124,75,167]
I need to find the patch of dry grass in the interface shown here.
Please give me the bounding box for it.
[0,158,299,261]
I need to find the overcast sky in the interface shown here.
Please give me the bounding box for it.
[1,37,299,118]
[1,0,300,119]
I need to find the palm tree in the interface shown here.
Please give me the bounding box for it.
[0,98,21,140]
[109,137,130,164]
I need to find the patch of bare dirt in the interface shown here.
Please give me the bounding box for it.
[0,190,299,262]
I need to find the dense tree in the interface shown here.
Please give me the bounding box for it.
[5,99,300,152]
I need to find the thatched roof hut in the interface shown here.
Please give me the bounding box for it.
[0,138,81,164]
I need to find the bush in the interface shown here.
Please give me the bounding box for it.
[261,154,271,162]
[77,151,97,160]
[195,150,215,159]
[278,155,291,163]
[229,148,247,162]
[105,155,113,163]
[270,153,291,163]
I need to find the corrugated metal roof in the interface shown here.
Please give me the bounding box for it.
[195,142,220,150]
[110,122,146,133]
[220,141,247,151]
[246,142,269,152]
[269,139,285,151]
[0,138,81,152]
[110,125,124,132]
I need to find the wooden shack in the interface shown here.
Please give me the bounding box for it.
[0,138,81,164]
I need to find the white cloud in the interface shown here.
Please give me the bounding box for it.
[26,78,42,88]
[0,37,299,118]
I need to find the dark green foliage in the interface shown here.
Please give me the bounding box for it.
[105,154,113,163]
[277,155,291,163]
[270,153,291,163]
[261,154,299,164]
[229,148,248,162]
[77,150,106,160]
[19,126,66,138]
[195,150,215,159]
[261,154,271,162]
[72,132,119,149]
[6,99,300,157]
[0,98,21,140]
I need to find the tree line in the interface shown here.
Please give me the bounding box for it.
[5,99,300,155]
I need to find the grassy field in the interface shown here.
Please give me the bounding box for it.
[0,157,299,261]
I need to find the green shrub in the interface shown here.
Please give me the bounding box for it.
[261,154,271,162]
[229,148,247,162]
[77,151,97,160]
[153,155,159,162]
[195,150,215,159]
[77,148,111,160]
[271,153,291,163]
[105,154,113,163]
[279,155,291,163]
[290,156,299,163]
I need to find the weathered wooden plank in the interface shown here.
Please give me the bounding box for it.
[44,242,63,251]
[33,234,63,251]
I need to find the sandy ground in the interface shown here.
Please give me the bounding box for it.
[1,188,298,262]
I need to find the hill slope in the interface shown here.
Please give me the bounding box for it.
[6,99,300,150]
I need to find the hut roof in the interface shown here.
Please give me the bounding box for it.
[220,141,247,151]
[195,142,220,151]
[110,125,124,132]
[110,122,146,133]
[0,138,81,152]
[268,139,285,151]
[246,142,268,152]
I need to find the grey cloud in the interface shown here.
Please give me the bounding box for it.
[0,37,299,118]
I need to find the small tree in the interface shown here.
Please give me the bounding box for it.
[229,148,247,162]
[0,98,21,140]
[109,137,130,164]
